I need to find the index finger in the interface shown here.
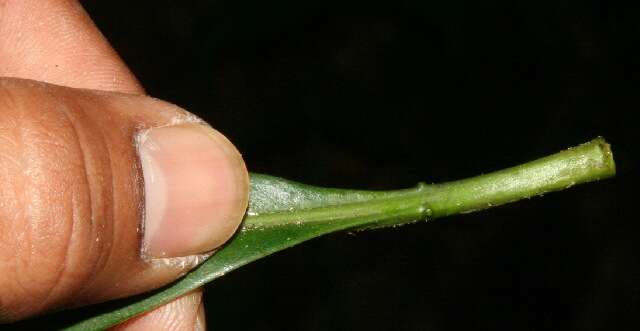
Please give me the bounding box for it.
[0,0,143,93]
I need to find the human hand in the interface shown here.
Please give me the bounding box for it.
[0,1,249,330]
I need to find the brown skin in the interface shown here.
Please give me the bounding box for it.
[0,0,236,329]
[0,0,143,93]
[0,80,222,321]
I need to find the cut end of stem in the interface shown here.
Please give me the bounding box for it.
[591,136,616,177]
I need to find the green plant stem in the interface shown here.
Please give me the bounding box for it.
[248,137,616,232]
[423,137,615,218]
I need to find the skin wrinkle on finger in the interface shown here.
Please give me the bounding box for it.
[0,0,143,93]
[28,106,86,315]
[0,89,28,321]
[0,79,236,322]
[43,95,116,307]
[4,81,109,319]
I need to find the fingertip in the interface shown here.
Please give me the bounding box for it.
[111,290,205,331]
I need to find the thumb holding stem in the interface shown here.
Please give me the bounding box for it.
[0,78,249,322]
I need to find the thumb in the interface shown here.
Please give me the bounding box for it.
[0,78,249,322]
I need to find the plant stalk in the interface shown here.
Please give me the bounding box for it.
[421,137,615,218]
[247,137,616,232]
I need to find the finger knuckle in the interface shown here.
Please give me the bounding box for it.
[0,82,115,320]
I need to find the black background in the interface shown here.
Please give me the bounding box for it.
[10,0,639,330]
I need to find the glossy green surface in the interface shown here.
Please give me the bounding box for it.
[62,137,614,330]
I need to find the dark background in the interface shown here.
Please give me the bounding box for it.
[11,0,639,330]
